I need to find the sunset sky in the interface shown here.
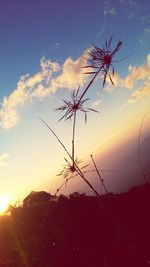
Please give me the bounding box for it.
[0,0,150,204]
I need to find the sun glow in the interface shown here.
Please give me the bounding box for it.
[0,195,11,215]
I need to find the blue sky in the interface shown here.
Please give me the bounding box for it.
[0,0,150,204]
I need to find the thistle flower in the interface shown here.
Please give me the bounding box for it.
[57,158,88,181]
[83,35,122,88]
[56,88,98,123]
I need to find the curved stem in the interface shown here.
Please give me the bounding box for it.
[138,115,148,184]
[39,117,71,159]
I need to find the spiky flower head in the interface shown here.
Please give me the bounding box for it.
[56,87,98,123]
[83,35,122,88]
[57,158,88,186]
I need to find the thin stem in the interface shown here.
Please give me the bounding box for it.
[138,115,148,184]
[72,111,76,166]
[75,166,102,199]
[91,154,109,195]
[54,176,73,196]
[78,68,102,103]
[39,117,71,159]
[84,169,119,173]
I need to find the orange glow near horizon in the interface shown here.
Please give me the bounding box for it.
[92,104,150,161]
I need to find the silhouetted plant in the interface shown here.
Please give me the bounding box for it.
[40,35,124,199]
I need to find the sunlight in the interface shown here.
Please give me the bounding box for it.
[0,195,11,215]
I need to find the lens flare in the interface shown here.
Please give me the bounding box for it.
[0,195,11,214]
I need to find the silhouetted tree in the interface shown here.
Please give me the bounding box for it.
[23,191,52,207]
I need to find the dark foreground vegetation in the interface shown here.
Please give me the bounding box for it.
[0,183,150,267]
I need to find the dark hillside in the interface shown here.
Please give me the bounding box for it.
[0,184,150,267]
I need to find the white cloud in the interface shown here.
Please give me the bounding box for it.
[128,0,137,8]
[128,79,150,103]
[103,1,116,16]
[141,14,150,23]
[0,153,10,167]
[2,50,149,130]
[120,0,137,8]
[92,99,102,108]
[104,72,123,92]
[51,56,87,91]
[138,38,145,46]
[144,28,150,33]
[0,54,87,129]
[104,6,116,16]
[50,42,61,50]
[103,54,150,103]
[107,54,150,88]
[123,54,150,89]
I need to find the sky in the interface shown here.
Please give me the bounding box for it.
[0,0,150,204]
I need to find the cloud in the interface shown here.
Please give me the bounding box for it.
[120,0,137,8]
[144,28,150,33]
[141,14,150,23]
[127,0,137,8]
[123,54,150,89]
[103,1,116,16]
[51,56,87,91]
[119,0,139,20]
[138,38,146,46]
[0,54,87,129]
[92,99,102,108]
[50,42,61,50]
[0,57,60,129]
[97,23,106,37]
[104,6,116,16]
[105,54,150,90]
[128,79,150,103]
[0,153,10,167]
[104,72,123,92]
[106,54,150,103]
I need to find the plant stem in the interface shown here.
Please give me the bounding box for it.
[78,68,102,102]
[54,176,73,196]
[91,155,109,195]
[72,111,76,167]
[138,115,148,184]
[39,117,71,159]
